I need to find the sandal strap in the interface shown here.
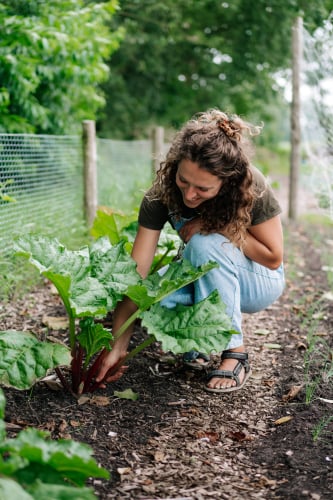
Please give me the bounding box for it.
[221,351,249,371]
[183,350,210,363]
[206,368,241,386]
[221,351,248,361]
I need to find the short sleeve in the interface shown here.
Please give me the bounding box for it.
[251,167,282,225]
[138,191,169,230]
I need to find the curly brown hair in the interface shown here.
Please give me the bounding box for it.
[152,109,262,246]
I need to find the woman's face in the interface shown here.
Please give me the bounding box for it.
[176,159,222,208]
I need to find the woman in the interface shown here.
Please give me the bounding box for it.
[96,109,285,393]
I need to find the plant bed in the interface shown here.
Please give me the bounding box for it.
[0,223,333,499]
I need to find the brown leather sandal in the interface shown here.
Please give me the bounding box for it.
[205,351,251,393]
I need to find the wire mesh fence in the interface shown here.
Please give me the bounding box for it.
[0,131,158,256]
[0,133,86,254]
[97,138,153,214]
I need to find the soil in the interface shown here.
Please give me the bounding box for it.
[1,220,333,500]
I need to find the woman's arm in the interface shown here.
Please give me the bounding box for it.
[244,215,284,269]
[179,215,283,270]
[96,225,161,382]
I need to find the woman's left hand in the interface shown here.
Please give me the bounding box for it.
[179,218,203,243]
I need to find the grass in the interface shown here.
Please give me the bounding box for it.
[312,415,333,443]
[283,216,333,411]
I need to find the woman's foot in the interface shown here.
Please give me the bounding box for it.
[183,350,210,370]
[206,347,251,393]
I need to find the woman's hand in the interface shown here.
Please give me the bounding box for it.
[179,218,203,243]
[95,347,128,386]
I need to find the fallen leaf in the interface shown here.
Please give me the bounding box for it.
[254,328,271,336]
[90,395,111,406]
[59,419,68,432]
[264,343,282,349]
[227,431,247,442]
[282,385,303,402]
[256,475,278,487]
[274,416,293,425]
[42,315,69,330]
[196,430,220,443]
[41,374,63,391]
[43,420,56,431]
[77,396,91,405]
[117,467,131,475]
[322,291,333,301]
[154,451,165,462]
[5,422,26,430]
[70,420,81,427]
[114,388,139,401]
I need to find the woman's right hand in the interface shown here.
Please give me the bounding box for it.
[95,347,128,385]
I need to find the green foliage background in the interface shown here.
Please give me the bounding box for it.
[97,0,332,139]
[0,0,331,138]
[0,0,123,134]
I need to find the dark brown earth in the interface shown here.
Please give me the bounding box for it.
[1,220,333,499]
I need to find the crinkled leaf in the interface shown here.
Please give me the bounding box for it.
[90,207,137,245]
[0,477,33,499]
[0,331,71,390]
[41,271,109,318]
[90,208,121,244]
[127,259,218,310]
[141,290,236,354]
[3,427,109,485]
[14,235,109,318]
[90,238,141,306]
[28,480,96,499]
[0,452,28,477]
[77,318,113,365]
[68,277,109,317]
[14,235,89,280]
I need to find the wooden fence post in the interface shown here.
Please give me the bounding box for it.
[152,126,164,175]
[288,16,303,220]
[82,120,97,227]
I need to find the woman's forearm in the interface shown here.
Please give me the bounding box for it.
[243,230,283,269]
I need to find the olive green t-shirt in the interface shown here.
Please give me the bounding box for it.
[138,166,282,230]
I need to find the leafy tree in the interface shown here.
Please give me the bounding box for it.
[97,0,332,138]
[0,0,123,134]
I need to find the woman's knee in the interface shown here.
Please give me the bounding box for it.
[183,233,230,266]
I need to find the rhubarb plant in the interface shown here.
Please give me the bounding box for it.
[0,234,235,396]
[90,206,179,272]
[0,388,109,499]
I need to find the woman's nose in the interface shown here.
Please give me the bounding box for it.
[185,186,197,200]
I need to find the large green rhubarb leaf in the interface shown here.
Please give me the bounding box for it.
[90,237,140,305]
[127,259,218,310]
[2,427,109,486]
[14,236,112,317]
[0,478,33,499]
[28,481,96,499]
[90,207,137,246]
[0,331,71,390]
[14,234,89,280]
[141,290,236,354]
[90,208,120,244]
